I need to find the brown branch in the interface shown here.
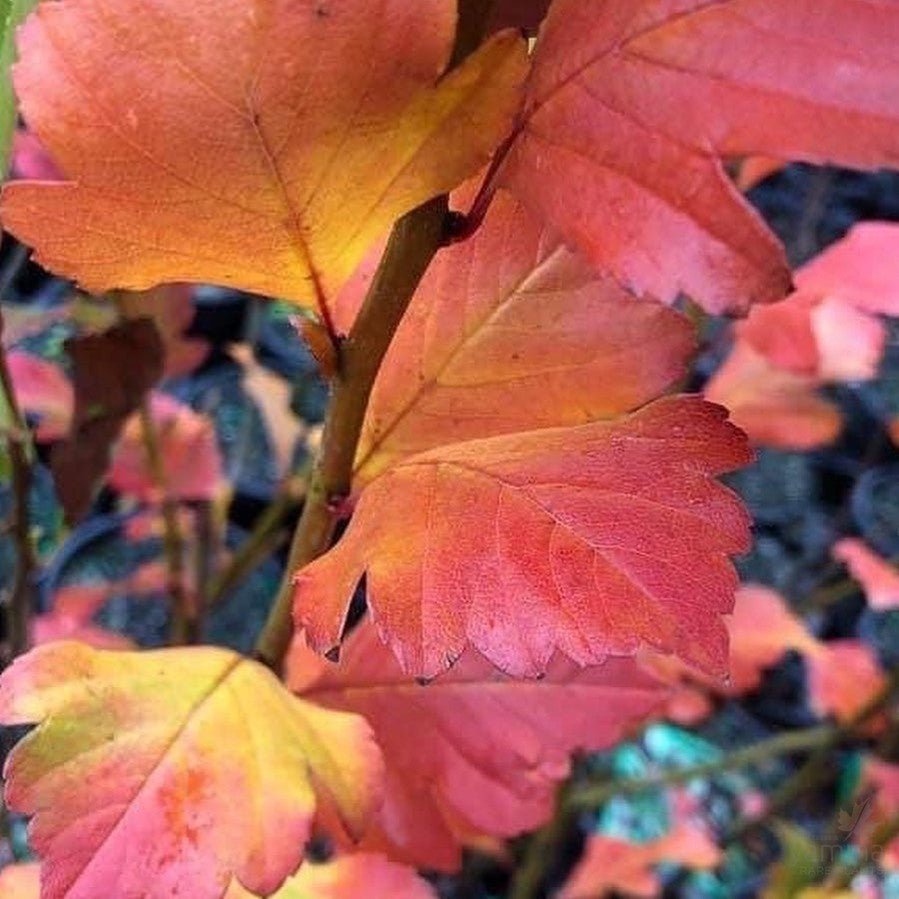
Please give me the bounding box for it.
[254,195,449,670]
[253,1,498,672]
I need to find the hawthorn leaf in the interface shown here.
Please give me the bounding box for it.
[32,584,135,650]
[6,350,72,441]
[502,1,899,313]
[341,186,695,484]
[559,821,721,899]
[109,393,224,504]
[1,0,527,309]
[225,854,437,899]
[296,396,752,679]
[288,621,665,870]
[0,863,40,899]
[0,0,38,172]
[49,318,164,522]
[705,342,842,451]
[805,639,886,730]
[833,538,899,611]
[0,642,383,899]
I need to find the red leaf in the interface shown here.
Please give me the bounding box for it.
[0,642,383,899]
[502,1,899,313]
[1,0,526,309]
[288,622,665,870]
[11,127,61,181]
[705,342,842,451]
[345,186,695,484]
[225,853,436,899]
[559,816,721,899]
[296,396,751,679]
[833,538,899,611]
[109,393,223,503]
[6,351,72,441]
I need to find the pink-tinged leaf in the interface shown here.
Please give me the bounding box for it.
[1,0,526,308]
[640,585,819,716]
[809,296,885,382]
[806,640,886,729]
[288,622,665,870]
[343,186,695,483]
[11,127,61,181]
[0,642,383,899]
[32,585,135,650]
[705,342,842,451]
[502,1,899,313]
[296,396,752,679]
[6,351,72,441]
[225,854,436,899]
[559,820,721,899]
[794,223,899,317]
[0,863,40,899]
[833,538,899,611]
[109,393,223,503]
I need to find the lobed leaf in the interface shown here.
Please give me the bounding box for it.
[0,0,527,309]
[0,642,383,899]
[502,0,899,313]
[341,186,695,485]
[289,621,665,870]
[297,396,752,679]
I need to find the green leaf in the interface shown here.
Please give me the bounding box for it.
[0,0,38,175]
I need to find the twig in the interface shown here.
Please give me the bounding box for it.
[206,470,307,608]
[729,665,899,840]
[253,3,496,672]
[254,196,450,670]
[567,725,837,810]
[137,401,194,644]
[0,308,36,662]
[192,501,215,642]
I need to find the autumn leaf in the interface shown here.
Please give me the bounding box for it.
[559,818,721,899]
[0,642,383,899]
[0,863,40,899]
[501,1,899,313]
[340,185,696,484]
[288,621,665,870]
[805,639,886,730]
[32,584,136,650]
[297,396,751,679]
[49,318,164,522]
[6,350,73,441]
[225,854,436,899]
[1,0,527,313]
[833,538,899,612]
[109,393,224,504]
[705,341,843,451]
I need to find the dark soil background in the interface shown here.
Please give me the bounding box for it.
[2,164,899,897]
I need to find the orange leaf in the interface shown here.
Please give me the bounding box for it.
[296,396,751,679]
[833,538,899,611]
[734,156,786,192]
[109,393,224,503]
[705,342,842,451]
[1,0,526,310]
[288,621,665,870]
[559,822,721,899]
[344,186,695,484]
[0,863,40,899]
[0,642,383,899]
[225,854,436,899]
[501,1,899,313]
[805,640,886,729]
